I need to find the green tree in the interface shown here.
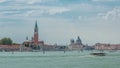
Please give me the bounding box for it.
[0,37,13,45]
[0,40,1,44]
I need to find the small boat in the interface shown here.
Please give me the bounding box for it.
[90,53,106,56]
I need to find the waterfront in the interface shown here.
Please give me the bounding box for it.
[0,51,119,68]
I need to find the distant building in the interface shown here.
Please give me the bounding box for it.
[68,36,84,50]
[23,21,44,49]
[0,45,32,52]
[94,43,120,50]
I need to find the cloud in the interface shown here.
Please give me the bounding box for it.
[0,0,6,3]
[0,0,70,17]
[77,7,120,24]
[68,3,109,14]
[98,8,120,20]
[92,0,119,2]
[27,0,42,4]
[13,0,58,5]
[25,7,70,16]
[47,7,70,15]
[13,0,42,5]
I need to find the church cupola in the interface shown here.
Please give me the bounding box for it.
[76,36,82,45]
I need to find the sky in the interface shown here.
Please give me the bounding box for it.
[0,0,120,45]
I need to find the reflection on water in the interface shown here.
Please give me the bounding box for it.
[0,51,120,68]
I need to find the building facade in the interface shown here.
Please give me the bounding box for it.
[94,43,120,50]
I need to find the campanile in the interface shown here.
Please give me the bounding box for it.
[34,21,39,45]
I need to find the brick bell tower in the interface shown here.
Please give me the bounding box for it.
[34,20,39,45]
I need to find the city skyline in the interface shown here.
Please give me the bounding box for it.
[0,0,120,45]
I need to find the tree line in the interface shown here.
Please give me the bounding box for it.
[0,37,13,45]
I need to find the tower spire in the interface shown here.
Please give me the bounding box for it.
[34,20,39,45]
[34,20,38,33]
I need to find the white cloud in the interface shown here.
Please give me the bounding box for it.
[98,8,120,20]
[0,0,6,3]
[76,8,120,25]
[0,0,70,17]
[69,3,109,14]
[47,8,70,15]
[92,0,119,2]
[27,0,42,4]
[78,16,82,20]
[0,5,70,17]
[25,7,70,16]
[14,0,42,4]
[13,0,58,5]
[78,16,87,21]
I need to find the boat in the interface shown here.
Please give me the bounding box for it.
[90,53,106,56]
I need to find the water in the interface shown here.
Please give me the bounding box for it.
[0,51,119,68]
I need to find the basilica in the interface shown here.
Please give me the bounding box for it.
[69,36,84,50]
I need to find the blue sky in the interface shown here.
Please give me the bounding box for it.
[0,0,120,45]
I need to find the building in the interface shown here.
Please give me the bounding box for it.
[94,43,120,50]
[68,36,84,50]
[0,45,32,52]
[23,21,44,49]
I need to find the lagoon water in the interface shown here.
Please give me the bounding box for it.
[0,51,119,68]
